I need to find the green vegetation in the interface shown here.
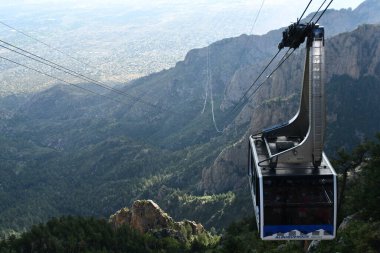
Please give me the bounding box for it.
[212,217,303,253]
[213,134,380,253]
[0,216,218,253]
[312,220,380,253]
[341,134,380,221]
[2,134,379,252]
[0,84,244,234]
[1,74,380,236]
[159,190,244,231]
[326,75,380,153]
[1,22,380,252]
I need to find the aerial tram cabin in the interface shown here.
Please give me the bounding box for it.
[248,23,337,240]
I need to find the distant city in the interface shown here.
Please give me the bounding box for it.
[0,1,364,95]
[0,3,261,96]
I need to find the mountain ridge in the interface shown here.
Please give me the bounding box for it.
[201,23,380,193]
[1,0,380,233]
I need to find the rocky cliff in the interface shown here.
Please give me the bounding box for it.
[109,200,209,243]
[201,24,380,193]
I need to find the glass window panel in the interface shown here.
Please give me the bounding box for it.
[263,176,334,225]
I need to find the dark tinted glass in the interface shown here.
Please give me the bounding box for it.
[263,176,334,225]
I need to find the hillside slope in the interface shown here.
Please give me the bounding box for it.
[1,1,380,233]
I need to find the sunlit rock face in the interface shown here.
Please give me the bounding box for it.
[109,200,207,243]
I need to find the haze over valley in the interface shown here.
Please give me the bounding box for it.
[0,0,365,95]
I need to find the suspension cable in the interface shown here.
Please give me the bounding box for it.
[248,0,266,35]
[315,0,334,23]
[0,20,168,103]
[0,40,173,113]
[0,56,132,107]
[247,49,295,100]
[298,0,314,22]
[230,0,334,116]
[207,46,223,133]
[0,21,95,69]
[308,0,328,23]
[231,49,281,112]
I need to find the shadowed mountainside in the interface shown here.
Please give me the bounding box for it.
[1,1,380,234]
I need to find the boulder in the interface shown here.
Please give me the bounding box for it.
[109,199,209,243]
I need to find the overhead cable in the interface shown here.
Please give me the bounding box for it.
[247,48,294,100]
[308,0,328,23]
[0,20,94,69]
[0,55,129,106]
[230,0,333,114]
[0,39,172,113]
[207,46,223,133]
[0,20,165,103]
[248,0,266,35]
[230,49,281,112]
[298,0,313,22]
[200,1,267,132]
[315,0,334,23]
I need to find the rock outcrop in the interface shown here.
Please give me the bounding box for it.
[201,96,298,192]
[109,200,208,243]
[200,137,248,193]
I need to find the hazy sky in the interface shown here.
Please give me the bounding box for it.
[0,0,366,33]
[0,0,365,8]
